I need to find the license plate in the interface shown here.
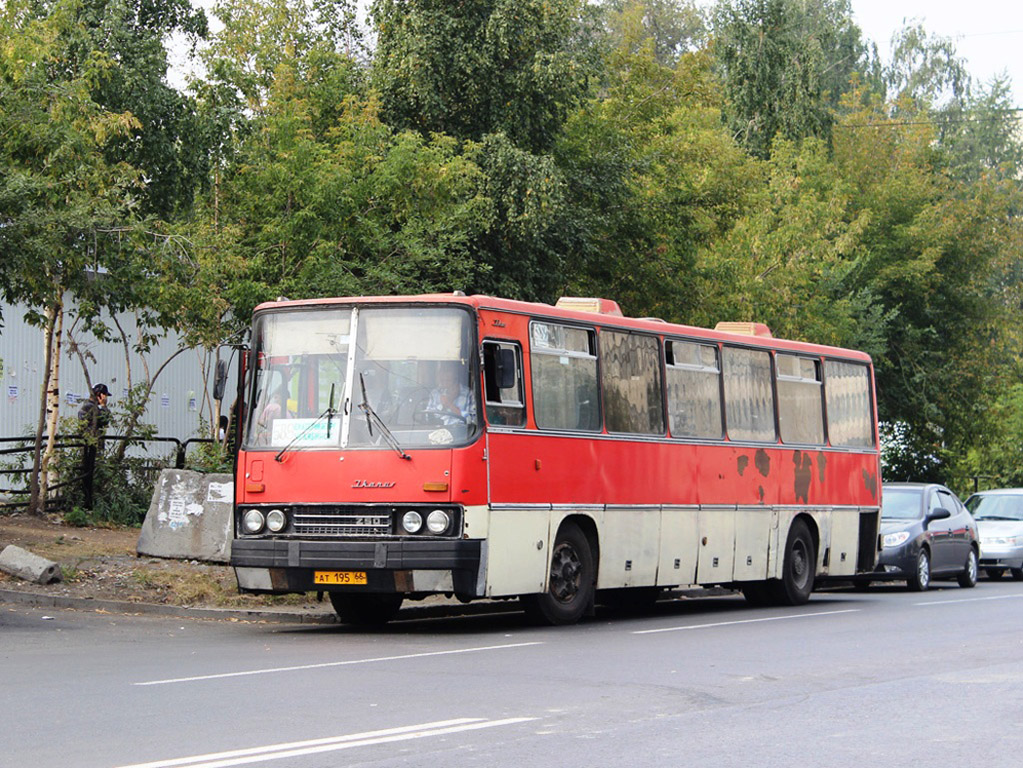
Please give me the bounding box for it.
[314,571,367,585]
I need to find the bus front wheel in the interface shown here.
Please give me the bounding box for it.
[329,593,403,626]
[522,522,595,625]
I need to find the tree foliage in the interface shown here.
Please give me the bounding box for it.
[3,0,1023,496]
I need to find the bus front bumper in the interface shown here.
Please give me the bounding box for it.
[231,538,484,597]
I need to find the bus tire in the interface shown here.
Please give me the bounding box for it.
[329,593,403,626]
[522,522,594,625]
[770,519,816,606]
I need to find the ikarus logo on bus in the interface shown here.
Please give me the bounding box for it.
[351,479,396,489]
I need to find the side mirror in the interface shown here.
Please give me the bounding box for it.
[925,508,952,526]
[495,348,517,389]
[213,359,228,401]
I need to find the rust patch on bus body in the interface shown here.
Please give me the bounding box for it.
[862,468,878,500]
[793,451,813,504]
[754,449,770,477]
[816,452,826,484]
[758,485,765,503]
[737,455,749,476]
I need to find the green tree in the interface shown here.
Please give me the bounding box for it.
[710,0,872,158]
[371,0,596,154]
[188,0,494,322]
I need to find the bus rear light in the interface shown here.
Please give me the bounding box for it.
[242,509,266,534]
[266,509,287,532]
[423,482,449,492]
[402,511,424,534]
[426,509,451,534]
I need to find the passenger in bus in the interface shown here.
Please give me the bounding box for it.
[425,362,476,425]
[256,385,292,439]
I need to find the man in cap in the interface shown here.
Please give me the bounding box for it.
[78,383,111,437]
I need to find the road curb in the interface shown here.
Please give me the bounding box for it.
[0,588,340,623]
[0,586,735,623]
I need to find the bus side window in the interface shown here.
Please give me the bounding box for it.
[483,341,526,427]
[823,360,874,447]
[530,322,600,432]
[776,354,824,445]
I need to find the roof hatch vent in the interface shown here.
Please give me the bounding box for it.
[555,297,624,317]
[714,321,773,338]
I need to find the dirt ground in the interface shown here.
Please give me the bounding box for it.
[0,513,318,609]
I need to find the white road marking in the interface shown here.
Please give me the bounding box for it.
[114,717,537,768]
[914,594,1023,606]
[632,608,860,634]
[134,642,542,686]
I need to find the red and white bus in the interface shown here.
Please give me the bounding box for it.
[229,294,881,624]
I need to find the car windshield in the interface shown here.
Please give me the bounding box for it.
[881,488,923,520]
[245,305,479,450]
[966,494,1023,521]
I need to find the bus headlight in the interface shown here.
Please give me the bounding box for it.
[266,509,287,533]
[242,509,266,534]
[402,510,423,534]
[426,509,451,534]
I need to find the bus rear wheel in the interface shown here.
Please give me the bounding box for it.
[522,522,594,625]
[329,593,403,626]
[769,519,816,606]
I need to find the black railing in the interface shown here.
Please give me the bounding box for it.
[0,434,216,511]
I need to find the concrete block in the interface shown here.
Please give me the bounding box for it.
[0,545,62,584]
[137,469,234,563]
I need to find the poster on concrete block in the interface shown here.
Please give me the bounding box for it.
[137,469,234,563]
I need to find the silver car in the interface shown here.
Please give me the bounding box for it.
[965,489,1023,580]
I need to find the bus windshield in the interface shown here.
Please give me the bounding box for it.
[246,305,479,450]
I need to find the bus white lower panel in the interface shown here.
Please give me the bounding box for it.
[826,508,860,577]
[732,507,774,581]
[484,507,551,597]
[598,506,660,589]
[656,508,699,586]
[696,508,735,584]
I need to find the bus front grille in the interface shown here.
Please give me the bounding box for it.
[292,507,391,537]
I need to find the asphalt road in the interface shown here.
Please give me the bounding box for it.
[4,578,1023,768]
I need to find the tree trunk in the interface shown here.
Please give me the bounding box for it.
[40,297,65,502]
[28,304,57,516]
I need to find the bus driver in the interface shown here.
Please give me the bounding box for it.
[425,362,476,425]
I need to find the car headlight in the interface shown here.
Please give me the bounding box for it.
[985,536,1018,546]
[402,510,423,534]
[882,531,911,549]
[242,509,265,534]
[426,509,451,534]
[266,509,287,533]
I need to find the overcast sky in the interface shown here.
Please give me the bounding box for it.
[169,1,1023,108]
[850,0,1023,105]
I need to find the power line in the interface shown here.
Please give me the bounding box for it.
[837,109,1023,128]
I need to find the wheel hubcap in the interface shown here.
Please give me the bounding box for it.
[791,540,809,588]
[918,554,929,586]
[550,543,582,604]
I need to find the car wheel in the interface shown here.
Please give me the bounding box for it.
[986,568,1005,580]
[957,549,978,588]
[907,549,931,592]
[1011,568,1023,581]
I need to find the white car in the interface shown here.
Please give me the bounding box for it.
[965,489,1023,580]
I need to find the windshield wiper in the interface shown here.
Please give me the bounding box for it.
[359,372,411,461]
[274,383,337,463]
